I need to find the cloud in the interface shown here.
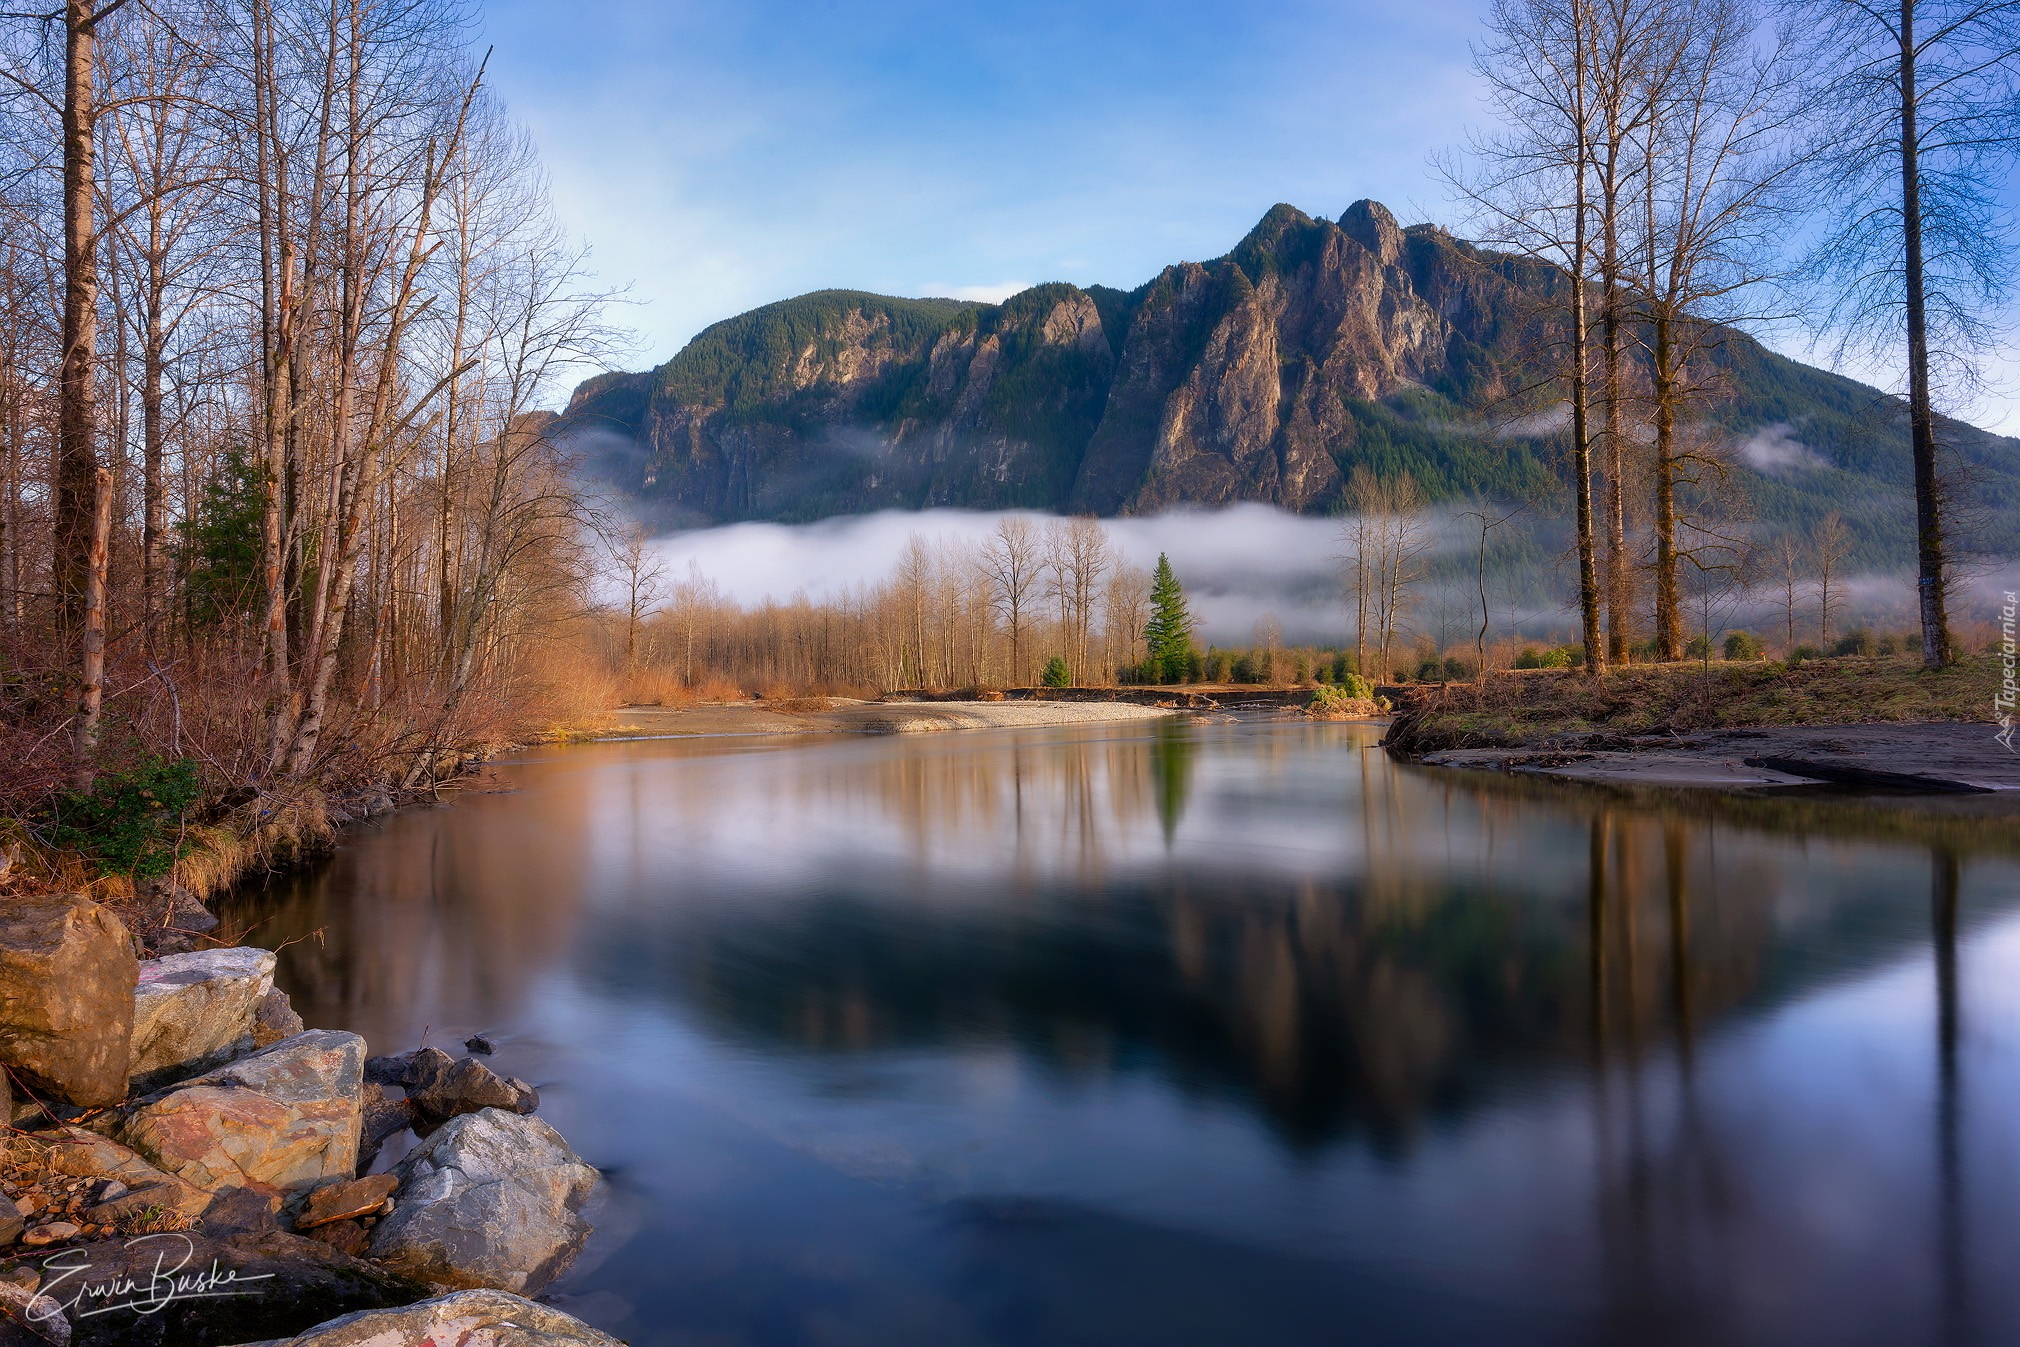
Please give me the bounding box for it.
[1738,423,1830,475]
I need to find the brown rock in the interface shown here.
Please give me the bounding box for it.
[408,1057,537,1130]
[0,894,136,1107]
[296,1174,397,1230]
[300,1217,370,1257]
[44,1126,213,1229]
[253,988,305,1047]
[18,1221,76,1247]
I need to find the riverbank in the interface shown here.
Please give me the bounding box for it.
[1385,655,2016,796]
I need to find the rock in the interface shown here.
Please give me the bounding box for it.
[295,1175,396,1230]
[129,947,277,1092]
[407,1058,537,1130]
[231,1287,623,1346]
[251,990,304,1050]
[0,893,136,1107]
[361,1054,412,1088]
[395,1047,453,1092]
[299,1218,370,1258]
[0,1277,68,1347]
[0,1209,20,1246]
[368,1109,598,1295]
[44,1127,213,1228]
[118,1031,364,1196]
[461,1034,494,1056]
[18,1223,77,1247]
[52,1227,427,1347]
[356,1085,413,1172]
[199,1184,283,1237]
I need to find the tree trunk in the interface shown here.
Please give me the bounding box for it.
[72,468,112,789]
[1652,313,1682,659]
[1898,0,1952,669]
[55,0,102,630]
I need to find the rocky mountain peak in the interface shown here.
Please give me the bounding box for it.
[1339,199,1404,266]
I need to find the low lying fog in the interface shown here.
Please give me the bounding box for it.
[638,505,2012,648]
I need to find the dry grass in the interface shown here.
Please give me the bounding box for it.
[1386,653,1999,752]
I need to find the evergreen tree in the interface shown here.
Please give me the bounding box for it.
[1142,553,1196,683]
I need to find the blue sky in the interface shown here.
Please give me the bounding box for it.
[477,0,1488,358]
[476,0,2016,430]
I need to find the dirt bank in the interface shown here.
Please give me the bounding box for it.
[1419,722,2019,794]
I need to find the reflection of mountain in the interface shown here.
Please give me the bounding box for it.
[216,724,2020,1153]
[573,773,2008,1149]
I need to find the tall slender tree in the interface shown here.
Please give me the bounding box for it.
[1787,0,2020,668]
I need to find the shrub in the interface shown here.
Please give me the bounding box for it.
[49,756,203,879]
[1332,671,1376,700]
[1515,646,1576,670]
[1442,655,1476,680]
[1040,656,1071,688]
[1723,631,1764,661]
[1832,629,1876,657]
[1686,634,1712,660]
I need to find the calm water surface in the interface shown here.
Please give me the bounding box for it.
[217,719,2020,1347]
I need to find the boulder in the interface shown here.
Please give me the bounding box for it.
[43,1127,213,1227]
[367,1109,598,1295]
[0,894,136,1107]
[406,1057,537,1131]
[0,1277,68,1347]
[360,1054,411,1088]
[224,1288,622,1346]
[119,1031,363,1196]
[45,1227,427,1347]
[251,991,303,1049]
[129,948,277,1092]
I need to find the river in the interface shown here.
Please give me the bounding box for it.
[215,717,2020,1347]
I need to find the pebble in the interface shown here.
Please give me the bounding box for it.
[20,1222,77,1247]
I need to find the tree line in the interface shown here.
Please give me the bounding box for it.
[0,0,612,821]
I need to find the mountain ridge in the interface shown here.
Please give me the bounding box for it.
[559,201,2017,563]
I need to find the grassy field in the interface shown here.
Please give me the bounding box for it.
[1385,653,2000,752]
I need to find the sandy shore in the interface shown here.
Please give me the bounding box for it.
[595,698,1180,739]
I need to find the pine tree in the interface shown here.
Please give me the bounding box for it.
[1143,553,1195,683]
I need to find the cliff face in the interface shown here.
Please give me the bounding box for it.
[558,200,2016,551]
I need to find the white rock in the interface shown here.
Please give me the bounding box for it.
[367,1109,599,1295]
[130,946,277,1090]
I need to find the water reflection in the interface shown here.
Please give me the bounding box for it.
[216,721,2020,1347]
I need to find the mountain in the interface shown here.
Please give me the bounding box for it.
[558,201,2018,562]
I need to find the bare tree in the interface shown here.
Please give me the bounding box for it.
[1770,530,1806,653]
[1443,0,1608,674]
[1786,0,2020,668]
[1812,510,1851,651]
[979,515,1042,685]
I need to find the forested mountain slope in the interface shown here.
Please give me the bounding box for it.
[559,201,2017,563]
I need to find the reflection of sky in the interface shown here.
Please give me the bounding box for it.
[231,724,2020,1345]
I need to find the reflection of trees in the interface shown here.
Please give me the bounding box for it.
[210,783,599,1048]
[1149,721,1194,845]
